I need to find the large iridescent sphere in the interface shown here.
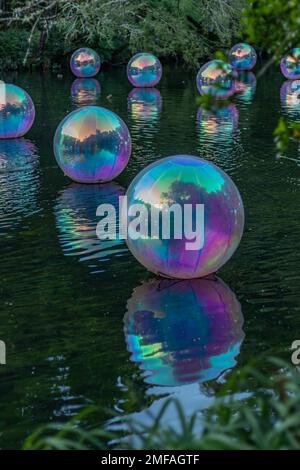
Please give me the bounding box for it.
[280,48,300,79]
[124,277,244,386]
[125,155,244,279]
[70,48,101,78]
[229,43,257,71]
[196,60,236,99]
[0,83,35,139]
[127,53,162,87]
[53,106,132,183]
[71,78,101,107]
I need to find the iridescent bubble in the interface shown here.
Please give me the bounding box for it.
[229,43,257,71]
[127,53,162,87]
[70,48,101,78]
[280,80,300,117]
[124,277,244,386]
[55,182,126,271]
[53,106,132,183]
[71,78,101,107]
[0,139,40,235]
[128,88,162,122]
[280,48,300,80]
[125,155,244,279]
[197,104,239,141]
[0,83,35,139]
[235,71,257,103]
[196,60,236,99]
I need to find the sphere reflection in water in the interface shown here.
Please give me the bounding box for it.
[280,80,300,117]
[229,43,257,71]
[0,139,39,235]
[280,48,300,80]
[125,155,244,279]
[71,79,101,107]
[235,72,257,103]
[124,277,244,386]
[70,47,101,78]
[0,83,35,138]
[196,60,236,99]
[197,104,239,142]
[128,88,162,123]
[55,182,126,268]
[127,53,162,88]
[54,106,132,183]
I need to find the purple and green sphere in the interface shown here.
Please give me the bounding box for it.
[125,155,244,279]
[53,106,132,183]
[280,48,300,80]
[196,60,236,99]
[70,47,101,78]
[0,83,35,139]
[127,53,162,87]
[124,277,244,386]
[229,43,257,71]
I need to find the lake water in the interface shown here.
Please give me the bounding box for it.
[1,65,300,449]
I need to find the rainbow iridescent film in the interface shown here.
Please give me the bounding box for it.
[71,79,101,107]
[229,43,257,71]
[280,48,300,80]
[125,155,244,279]
[0,83,35,139]
[280,80,300,117]
[196,60,236,99]
[124,277,244,386]
[127,53,162,87]
[53,106,132,183]
[70,48,101,78]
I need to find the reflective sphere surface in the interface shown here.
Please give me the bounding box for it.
[54,106,131,183]
[280,48,300,79]
[124,277,244,386]
[229,43,257,71]
[125,155,244,279]
[127,53,162,87]
[0,83,35,139]
[70,48,101,78]
[196,60,236,99]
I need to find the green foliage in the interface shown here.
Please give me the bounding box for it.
[23,358,300,450]
[274,118,300,157]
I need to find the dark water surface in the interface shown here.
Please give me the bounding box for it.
[1,66,300,449]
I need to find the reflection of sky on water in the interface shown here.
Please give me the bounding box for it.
[0,139,40,236]
[71,79,101,107]
[280,80,300,120]
[128,88,162,123]
[55,182,127,273]
[127,53,162,87]
[124,277,244,387]
[197,104,239,146]
[235,72,257,103]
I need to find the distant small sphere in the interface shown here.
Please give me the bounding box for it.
[53,106,131,183]
[280,48,300,79]
[125,155,244,279]
[0,83,35,139]
[70,48,101,78]
[196,60,236,99]
[229,43,257,71]
[127,53,162,87]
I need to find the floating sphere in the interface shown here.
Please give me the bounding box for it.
[280,48,300,79]
[53,106,132,183]
[196,60,236,99]
[127,53,162,87]
[71,78,101,106]
[70,48,101,78]
[229,43,257,71]
[0,83,35,139]
[125,155,244,279]
[124,277,244,386]
[280,80,300,116]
